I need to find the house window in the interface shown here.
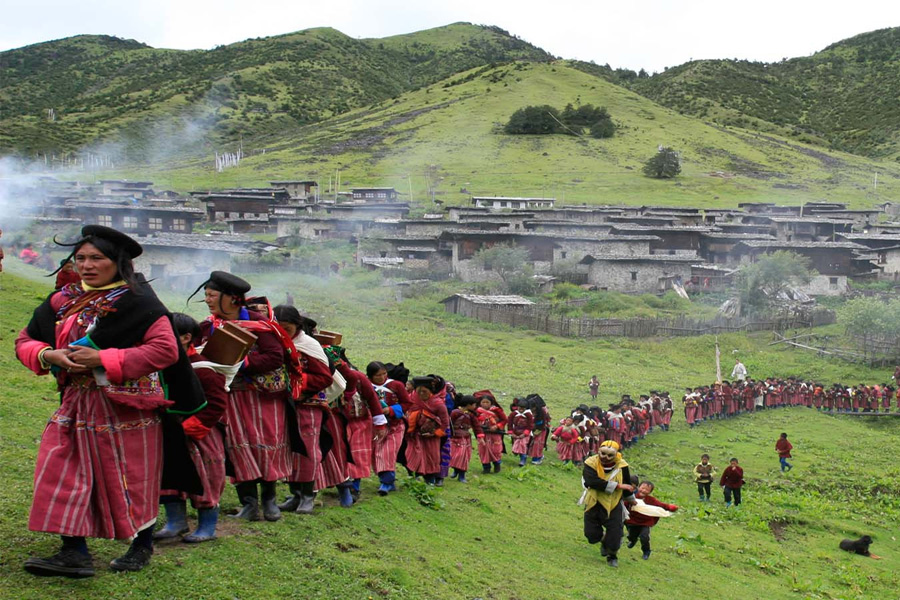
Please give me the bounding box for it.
[365,193,374,198]
[561,251,568,259]
[149,218,162,230]
[878,252,887,265]
[123,216,138,229]
[380,251,387,258]
[173,219,186,231]
[631,271,638,281]
[829,277,838,288]
[98,215,112,227]
[377,192,386,199]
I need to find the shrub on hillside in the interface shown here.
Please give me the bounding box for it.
[643,146,682,178]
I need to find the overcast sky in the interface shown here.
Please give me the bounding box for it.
[2,0,899,72]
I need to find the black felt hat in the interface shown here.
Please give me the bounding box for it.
[206,271,251,296]
[81,225,143,258]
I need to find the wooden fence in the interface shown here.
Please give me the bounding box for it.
[451,303,836,339]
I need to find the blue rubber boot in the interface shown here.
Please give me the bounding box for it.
[377,471,396,495]
[338,483,355,507]
[153,501,188,540]
[183,507,219,543]
[457,470,467,483]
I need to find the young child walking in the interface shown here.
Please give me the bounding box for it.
[693,454,717,502]
[551,417,581,465]
[449,395,484,483]
[720,457,745,507]
[775,432,793,472]
[624,480,678,560]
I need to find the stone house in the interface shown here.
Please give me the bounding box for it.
[471,196,555,210]
[578,255,696,294]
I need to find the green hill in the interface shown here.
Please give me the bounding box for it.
[1,268,898,599]
[621,27,900,161]
[0,23,552,157]
[115,61,900,207]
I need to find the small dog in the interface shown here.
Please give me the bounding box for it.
[549,356,556,368]
[839,535,879,558]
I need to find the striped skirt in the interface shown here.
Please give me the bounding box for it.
[30,388,163,539]
[511,435,530,455]
[449,436,473,470]
[477,433,503,464]
[406,435,442,475]
[289,405,325,483]
[345,417,373,480]
[373,420,405,473]
[161,426,226,509]
[315,412,348,490]
[556,441,575,461]
[224,389,292,483]
[528,430,547,458]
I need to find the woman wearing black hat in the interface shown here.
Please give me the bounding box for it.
[15,225,206,577]
[193,271,302,522]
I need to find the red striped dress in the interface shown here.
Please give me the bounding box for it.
[476,406,506,464]
[508,408,534,455]
[334,365,385,480]
[449,409,483,471]
[372,379,409,473]
[16,313,178,539]
[405,394,449,476]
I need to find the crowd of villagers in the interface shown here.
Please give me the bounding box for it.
[19,225,898,578]
[682,377,900,427]
[15,225,631,578]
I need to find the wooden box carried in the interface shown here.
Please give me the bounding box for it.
[313,330,343,346]
[201,322,258,365]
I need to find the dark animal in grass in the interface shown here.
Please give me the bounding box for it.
[839,536,881,559]
[549,356,556,368]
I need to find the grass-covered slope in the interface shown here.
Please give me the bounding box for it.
[1,268,898,599]
[0,23,552,157]
[116,61,900,207]
[625,27,900,161]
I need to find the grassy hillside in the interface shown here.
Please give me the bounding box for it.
[1,267,898,599]
[0,23,552,157]
[97,61,900,207]
[623,27,900,161]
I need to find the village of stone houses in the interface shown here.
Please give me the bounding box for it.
[7,177,900,333]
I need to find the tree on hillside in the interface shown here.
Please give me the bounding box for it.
[839,297,900,339]
[735,251,816,314]
[474,244,536,294]
[643,146,682,178]
[504,105,562,134]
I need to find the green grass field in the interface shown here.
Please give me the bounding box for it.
[1,267,898,599]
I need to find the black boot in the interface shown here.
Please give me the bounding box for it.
[24,537,94,578]
[110,527,153,572]
[482,463,492,474]
[230,482,260,521]
[277,482,302,511]
[260,481,282,522]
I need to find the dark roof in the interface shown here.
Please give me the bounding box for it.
[64,201,204,214]
[579,254,698,264]
[734,241,866,250]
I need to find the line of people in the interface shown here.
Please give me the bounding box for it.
[13,226,565,578]
[550,394,675,465]
[683,377,899,427]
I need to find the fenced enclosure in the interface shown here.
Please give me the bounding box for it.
[447,301,836,339]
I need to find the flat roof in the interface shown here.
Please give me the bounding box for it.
[440,294,534,305]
